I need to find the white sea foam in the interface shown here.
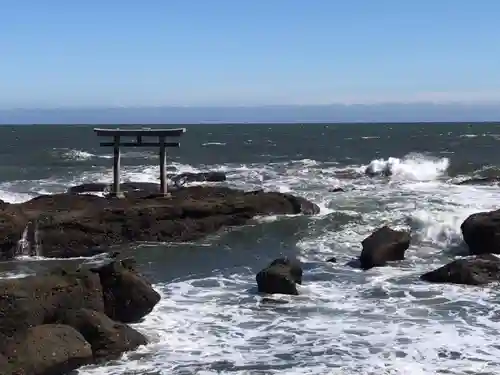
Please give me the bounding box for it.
[363,154,450,181]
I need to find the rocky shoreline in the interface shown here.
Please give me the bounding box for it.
[0,257,160,374]
[0,183,320,259]
[1,180,499,373]
[256,206,500,295]
[0,183,320,374]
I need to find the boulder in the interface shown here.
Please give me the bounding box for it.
[0,258,160,374]
[0,324,93,375]
[420,254,500,285]
[90,258,161,323]
[0,267,104,335]
[359,226,411,270]
[256,258,303,295]
[55,309,147,360]
[0,185,319,259]
[461,209,500,255]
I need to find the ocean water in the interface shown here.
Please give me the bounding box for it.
[1,122,500,374]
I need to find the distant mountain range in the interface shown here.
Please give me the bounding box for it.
[1,103,500,124]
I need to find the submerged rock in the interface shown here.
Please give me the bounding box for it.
[461,209,500,255]
[420,254,500,285]
[455,177,500,186]
[328,187,345,193]
[256,257,303,295]
[359,226,411,270]
[0,258,159,374]
[0,185,319,259]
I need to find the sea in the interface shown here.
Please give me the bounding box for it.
[1,122,500,375]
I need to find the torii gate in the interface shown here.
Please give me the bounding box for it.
[93,127,186,197]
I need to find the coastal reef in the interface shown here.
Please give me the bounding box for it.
[0,184,320,259]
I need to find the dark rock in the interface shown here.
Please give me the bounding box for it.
[256,258,303,295]
[55,309,147,360]
[461,209,500,255]
[420,254,500,285]
[0,324,93,375]
[170,171,227,187]
[0,258,159,374]
[0,268,104,335]
[268,257,303,284]
[326,256,337,263]
[328,187,345,193]
[455,177,500,186]
[359,226,411,270]
[0,185,319,259]
[90,259,161,323]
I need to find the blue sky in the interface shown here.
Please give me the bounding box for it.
[2,0,500,108]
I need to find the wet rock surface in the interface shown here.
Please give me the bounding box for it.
[461,209,500,255]
[420,254,500,285]
[359,226,411,270]
[0,185,319,259]
[0,258,159,375]
[256,257,303,295]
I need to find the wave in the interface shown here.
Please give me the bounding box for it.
[202,142,227,146]
[54,148,112,161]
[364,153,450,181]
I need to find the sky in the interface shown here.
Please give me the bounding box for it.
[2,0,500,109]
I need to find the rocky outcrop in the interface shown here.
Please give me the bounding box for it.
[461,209,500,255]
[420,254,500,285]
[455,177,500,186]
[256,258,303,295]
[0,258,160,375]
[359,226,411,270]
[0,185,319,259]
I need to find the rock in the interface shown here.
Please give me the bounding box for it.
[420,254,500,285]
[461,209,500,255]
[170,171,227,187]
[0,324,93,375]
[256,258,303,295]
[359,226,411,270]
[0,258,160,374]
[55,309,147,359]
[455,177,500,186]
[328,187,345,193]
[0,268,104,335]
[0,185,319,259]
[90,259,161,323]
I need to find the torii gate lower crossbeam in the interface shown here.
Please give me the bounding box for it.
[93,127,186,197]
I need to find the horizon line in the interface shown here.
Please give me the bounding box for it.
[2,101,500,111]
